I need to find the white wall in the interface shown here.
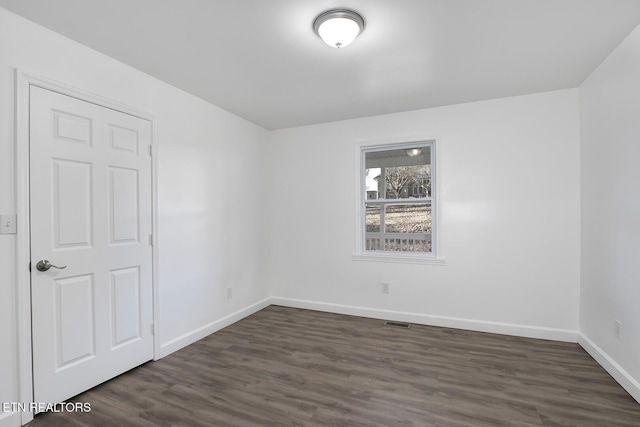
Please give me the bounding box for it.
[579,24,640,401]
[269,89,581,339]
[0,8,270,427]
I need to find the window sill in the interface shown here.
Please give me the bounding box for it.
[352,252,446,265]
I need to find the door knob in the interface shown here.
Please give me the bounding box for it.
[36,260,67,272]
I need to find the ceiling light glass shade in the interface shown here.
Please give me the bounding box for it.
[314,9,364,48]
[406,148,423,157]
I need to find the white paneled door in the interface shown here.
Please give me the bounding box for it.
[30,86,154,406]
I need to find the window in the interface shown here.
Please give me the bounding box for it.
[357,141,439,261]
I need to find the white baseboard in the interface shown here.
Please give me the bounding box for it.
[270,297,579,343]
[579,333,640,404]
[0,411,21,427]
[157,297,271,359]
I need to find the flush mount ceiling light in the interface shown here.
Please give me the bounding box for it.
[313,9,365,48]
[406,148,423,157]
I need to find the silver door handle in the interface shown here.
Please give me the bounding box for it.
[36,260,67,272]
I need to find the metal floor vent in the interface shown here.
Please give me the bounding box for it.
[384,320,411,329]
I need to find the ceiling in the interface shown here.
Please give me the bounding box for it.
[2,0,640,130]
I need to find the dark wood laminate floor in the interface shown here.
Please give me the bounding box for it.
[28,305,640,426]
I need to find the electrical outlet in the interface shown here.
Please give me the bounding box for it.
[0,215,17,234]
[614,320,621,340]
[226,287,233,299]
[381,282,390,294]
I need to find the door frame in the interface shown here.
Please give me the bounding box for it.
[14,69,160,425]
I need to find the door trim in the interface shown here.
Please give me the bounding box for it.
[14,69,160,425]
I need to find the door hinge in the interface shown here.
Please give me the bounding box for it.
[148,145,153,156]
[149,234,154,246]
[150,324,155,335]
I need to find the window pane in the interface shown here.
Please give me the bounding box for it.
[384,203,431,234]
[365,204,381,232]
[365,146,431,200]
[364,203,432,253]
[384,165,431,199]
[365,167,381,200]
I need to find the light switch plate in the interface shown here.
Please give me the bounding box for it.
[0,215,17,234]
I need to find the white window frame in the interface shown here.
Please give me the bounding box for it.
[353,137,445,265]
